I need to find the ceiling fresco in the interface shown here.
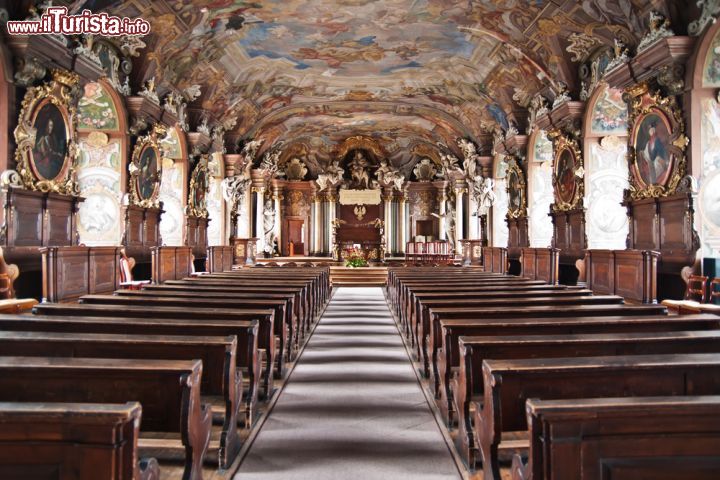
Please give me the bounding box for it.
[59,0,672,164]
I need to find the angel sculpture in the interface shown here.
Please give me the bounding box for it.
[375,159,405,191]
[457,138,480,178]
[438,153,462,178]
[470,176,496,216]
[316,160,344,192]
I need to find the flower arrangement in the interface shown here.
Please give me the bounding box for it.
[344,246,369,268]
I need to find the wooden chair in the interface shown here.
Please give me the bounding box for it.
[119,249,150,290]
[711,277,720,304]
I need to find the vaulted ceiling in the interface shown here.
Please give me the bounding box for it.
[62,0,682,162]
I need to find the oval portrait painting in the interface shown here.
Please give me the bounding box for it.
[555,148,576,204]
[137,145,159,200]
[31,102,68,180]
[633,111,673,187]
[508,170,521,212]
[194,170,207,209]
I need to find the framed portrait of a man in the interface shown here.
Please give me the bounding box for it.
[626,87,688,200]
[13,69,80,195]
[632,111,673,187]
[550,135,584,211]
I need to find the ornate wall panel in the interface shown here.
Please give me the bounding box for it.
[586,137,629,249]
[206,155,224,246]
[76,136,122,246]
[158,158,184,246]
[492,156,509,248]
[528,133,554,247]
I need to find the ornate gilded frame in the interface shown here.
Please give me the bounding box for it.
[505,158,527,219]
[128,124,166,208]
[187,155,209,218]
[626,83,688,200]
[13,69,80,195]
[550,132,584,211]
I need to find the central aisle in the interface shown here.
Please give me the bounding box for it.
[235,287,460,480]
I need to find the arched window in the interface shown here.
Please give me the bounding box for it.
[491,154,509,247]
[158,127,187,246]
[207,153,226,245]
[583,83,629,249]
[696,25,720,257]
[528,131,554,247]
[76,80,126,246]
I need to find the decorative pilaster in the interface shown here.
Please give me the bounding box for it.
[455,183,466,253]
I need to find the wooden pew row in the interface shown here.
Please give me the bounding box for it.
[511,396,720,480]
[398,278,547,339]
[170,278,318,334]
[475,353,720,480]
[0,356,211,480]
[386,266,492,306]
[447,316,720,468]
[413,291,601,372]
[80,294,291,379]
[33,303,274,403]
[406,286,586,345]
[7,313,261,429]
[202,268,330,308]
[0,330,244,469]
[425,302,665,386]
[0,401,159,480]
[154,282,311,348]
[419,295,644,386]
[396,276,546,335]
[113,288,299,364]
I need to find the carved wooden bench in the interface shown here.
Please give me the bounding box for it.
[511,396,720,480]
[0,330,244,468]
[475,353,720,480]
[0,314,261,428]
[0,401,159,480]
[0,356,212,480]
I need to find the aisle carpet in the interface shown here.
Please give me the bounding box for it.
[234,287,460,479]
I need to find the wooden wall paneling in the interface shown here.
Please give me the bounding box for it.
[41,246,121,303]
[207,246,233,273]
[521,248,537,279]
[151,246,192,284]
[585,249,659,303]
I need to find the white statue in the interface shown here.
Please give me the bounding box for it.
[457,138,480,178]
[263,199,276,254]
[432,201,456,248]
[438,152,462,178]
[316,160,344,192]
[259,149,283,178]
[375,159,405,191]
[469,175,496,216]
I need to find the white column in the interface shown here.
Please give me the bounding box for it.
[468,194,479,240]
[255,187,265,253]
[455,187,464,252]
[438,191,447,241]
[399,195,406,253]
[384,190,392,255]
[273,190,282,252]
